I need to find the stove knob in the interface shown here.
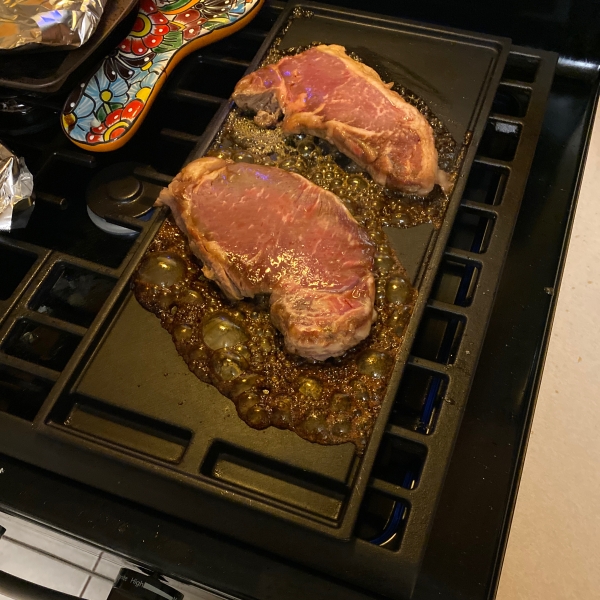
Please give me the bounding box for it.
[86,163,157,237]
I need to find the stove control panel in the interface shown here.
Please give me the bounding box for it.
[108,569,184,600]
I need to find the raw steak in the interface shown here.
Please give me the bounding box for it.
[232,44,447,195]
[156,157,377,360]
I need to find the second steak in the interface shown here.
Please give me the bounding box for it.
[232,44,447,195]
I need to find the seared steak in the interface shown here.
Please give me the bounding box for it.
[232,44,446,195]
[156,157,376,360]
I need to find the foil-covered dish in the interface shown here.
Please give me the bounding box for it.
[0,0,108,50]
[0,142,34,231]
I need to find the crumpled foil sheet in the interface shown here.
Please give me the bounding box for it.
[0,0,108,50]
[0,142,34,231]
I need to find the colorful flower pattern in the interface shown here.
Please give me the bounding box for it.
[62,0,260,148]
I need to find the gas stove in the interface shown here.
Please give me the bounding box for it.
[0,1,598,600]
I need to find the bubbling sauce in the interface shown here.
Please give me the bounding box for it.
[132,30,458,453]
[133,217,415,453]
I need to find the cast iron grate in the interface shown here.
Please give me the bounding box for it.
[357,48,557,565]
[0,3,556,598]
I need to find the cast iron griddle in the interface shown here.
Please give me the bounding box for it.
[72,0,506,535]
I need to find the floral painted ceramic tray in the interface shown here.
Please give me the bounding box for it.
[61,0,264,151]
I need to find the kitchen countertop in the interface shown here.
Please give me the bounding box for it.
[497,101,600,599]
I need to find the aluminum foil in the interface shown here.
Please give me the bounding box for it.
[0,0,108,50]
[0,142,34,231]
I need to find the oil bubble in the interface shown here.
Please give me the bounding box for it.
[137,252,186,288]
[231,374,260,397]
[173,324,194,343]
[189,346,208,362]
[330,177,346,193]
[297,141,316,157]
[294,158,306,171]
[303,414,327,435]
[375,253,396,273]
[211,349,248,382]
[387,306,411,335]
[212,150,230,160]
[315,138,332,155]
[259,337,273,353]
[271,396,293,428]
[350,379,370,402]
[332,420,351,436]
[237,391,259,416]
[234,344,252,361]
[330,393,352,412]
[370,229,386,244]
[358,351,392,379]
[232,151,254,163]
[179,289,202,304]
[279,157,298,171]
[386,276,411,304]
[246,405,270,429]
[202,314,248,350]
[298,377,322,400]
[156,290,175,311]
[347,175,368,191]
